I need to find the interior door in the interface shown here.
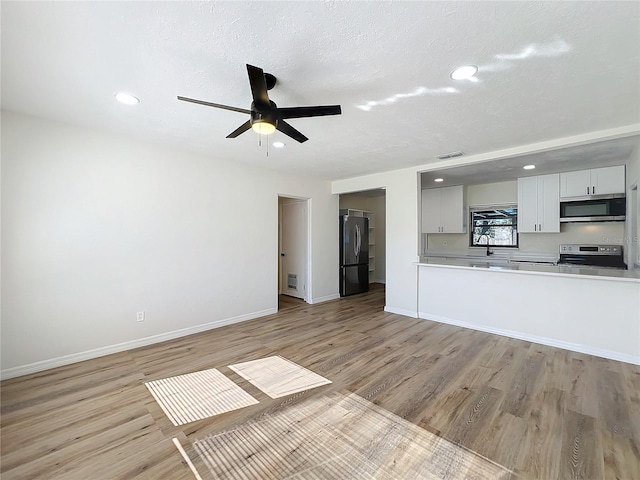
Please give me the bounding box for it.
[280,200,307,300]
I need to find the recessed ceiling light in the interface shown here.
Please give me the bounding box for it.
[523,165,536,170]
[434,178,444,182]
[272,141,286,148]
[450,65,478,80]
[115,92,140,105]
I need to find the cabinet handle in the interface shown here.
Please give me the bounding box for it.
[587,186,590,194]
[534,224,537,232]
[539,223,542,231]
[592,186,595,194]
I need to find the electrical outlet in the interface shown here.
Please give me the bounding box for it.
[136,311,145,322]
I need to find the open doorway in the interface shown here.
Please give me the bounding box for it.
[338,189,386,285]
[278,196,309,308]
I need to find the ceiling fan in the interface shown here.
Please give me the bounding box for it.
[177,64,342,143]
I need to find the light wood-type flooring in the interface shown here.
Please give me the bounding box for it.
[2,284,639,479]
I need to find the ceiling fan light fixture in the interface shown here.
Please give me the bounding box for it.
[251,121,276,135]
[450,65,478,80]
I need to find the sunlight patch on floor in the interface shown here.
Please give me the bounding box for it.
[145,368,258,426]
[228,356,332,398]
[192,391,512,479]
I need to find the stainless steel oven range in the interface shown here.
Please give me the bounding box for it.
[557,244,626,269]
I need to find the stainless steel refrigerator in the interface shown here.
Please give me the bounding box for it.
[339,215,369,296]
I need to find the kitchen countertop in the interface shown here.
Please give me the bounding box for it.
[417,256,640,282]
[422,249,558,264]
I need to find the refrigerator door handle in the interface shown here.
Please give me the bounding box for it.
[353,225,357,257]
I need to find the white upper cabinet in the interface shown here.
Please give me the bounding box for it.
[560,165,625,198]
[517,173,560,233]
[421,188,442,234]
[421,185,465,234]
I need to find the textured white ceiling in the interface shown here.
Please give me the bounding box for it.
[421,136,639,188]
[2,1,639,180]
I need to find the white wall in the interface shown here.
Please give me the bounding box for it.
[1,111,338,376]
[467,180,518,206]
[333,168,419,317]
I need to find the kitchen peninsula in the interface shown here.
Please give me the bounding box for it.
[417,258,640,365]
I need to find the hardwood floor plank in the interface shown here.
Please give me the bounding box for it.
[565,355,600,418]
[500,350,545,418]
[444,385,504,447]
[599,426,640,480]
[514,387,565,479]
[559,409,604,480]
[595,368,638,439]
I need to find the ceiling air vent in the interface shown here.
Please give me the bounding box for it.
[435,151,464,160]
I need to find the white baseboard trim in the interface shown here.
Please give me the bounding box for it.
[384,306,418,318]
[0,308,277,380]
[309,293,340,304]
[419,312,640,366]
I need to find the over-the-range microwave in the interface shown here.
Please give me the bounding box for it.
[559,194,626,223]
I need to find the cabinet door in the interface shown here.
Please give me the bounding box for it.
[421,188,441,233]
[517,176,539,233]
[538,174,560,232]
[592,165,625,195]
[560,169,592,198]
[440,185,465,233]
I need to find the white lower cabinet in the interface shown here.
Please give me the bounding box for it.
[421,185,465,234]
[517,174,560,233]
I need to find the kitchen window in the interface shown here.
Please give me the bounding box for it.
[469,205,518,248]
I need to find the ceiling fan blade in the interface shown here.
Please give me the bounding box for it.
[246,64,270,108]
[177,96,251,114]
[226,120,252,138]
[276,105,342,119]
[276,121,309,143]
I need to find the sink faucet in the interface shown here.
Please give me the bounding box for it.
[479,234,493,256]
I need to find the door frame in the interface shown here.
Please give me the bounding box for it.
[628,182,639,269]
[278,195,311,305]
